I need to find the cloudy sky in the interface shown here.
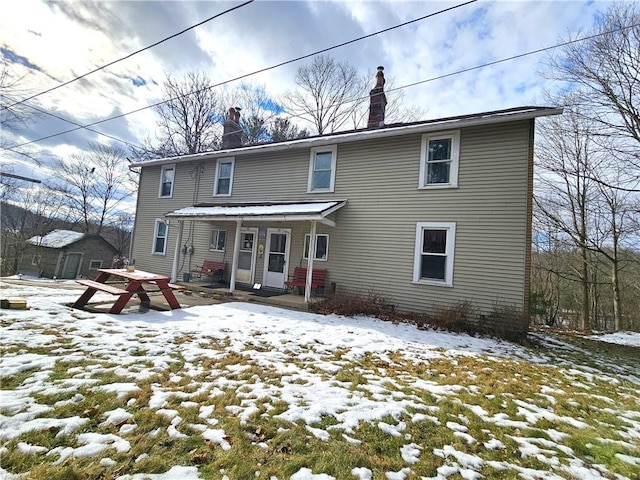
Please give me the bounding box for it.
[1,0,612,183]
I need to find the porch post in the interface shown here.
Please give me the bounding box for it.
[305,220,317,303]
[229,220,242,293]
[170,220,184,283]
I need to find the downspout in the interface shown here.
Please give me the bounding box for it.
[229,220,242,292]
[305,221,317,303]
[171,220,184,283]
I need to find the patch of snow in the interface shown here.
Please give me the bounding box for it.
[290,467,335,480]
[351,467,373,480]
[585,332,640,347]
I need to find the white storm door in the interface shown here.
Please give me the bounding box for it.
[236,228,258,284]
[263,229,291,289]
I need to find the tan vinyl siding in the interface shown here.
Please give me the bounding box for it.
[132,120,533,314]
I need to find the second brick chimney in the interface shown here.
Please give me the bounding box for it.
[222,107,242,149]
[367,66,387,128]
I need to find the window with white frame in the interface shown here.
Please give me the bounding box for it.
[209,229,227,251]
[214,158,234,196]
[308,145,337,193]
[303,234,329,261]
[419,131,460,187]
[89,260,102,269]
[413,222,456,286]
[159,164,175,197]
[153,219,168,255]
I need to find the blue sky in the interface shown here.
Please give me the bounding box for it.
[1,0,612,184]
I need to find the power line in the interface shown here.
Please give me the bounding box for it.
[3,0,477,150]
[259,22,640,129]
[1,0,255,111]
[21,102,144,150]
[11,18,633,151]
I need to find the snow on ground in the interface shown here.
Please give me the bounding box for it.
[0,280,638,479]
[586,331,640,348]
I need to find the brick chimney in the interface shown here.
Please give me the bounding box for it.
[222,107,242,149]
[367,66,387,128]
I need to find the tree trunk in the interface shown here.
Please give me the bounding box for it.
[580,245,590,330]
[611,260,622,331]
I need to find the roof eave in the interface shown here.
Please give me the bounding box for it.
[134,107,563,167]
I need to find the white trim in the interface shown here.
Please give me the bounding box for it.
[89,260,102,269]
[418,131,460,188]
[31,254,42,266]
[152,219,168,255]
[158,164,175,198]
[303,233,329,261]
[213,157,235,196]
[412,222,456,287]
[166,200,346,227]
[171,220,184,283]
[307,145,337,193]
[262,228,291,289]
[209,228,227,251]
[136,108,562,167]
[237,227,259,285]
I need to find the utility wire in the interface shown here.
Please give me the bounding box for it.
[248,22,640,130]
[21,102,144,150]
[3,0,477,150]
[1,0,255,110]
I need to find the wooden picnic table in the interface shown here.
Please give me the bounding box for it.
[72,268,182,314]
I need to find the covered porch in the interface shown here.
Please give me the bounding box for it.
[164,200,346,304]
[171,279,316,311]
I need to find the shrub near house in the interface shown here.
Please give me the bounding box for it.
[130,67,563,337]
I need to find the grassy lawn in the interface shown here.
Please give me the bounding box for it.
[0,283,638,479]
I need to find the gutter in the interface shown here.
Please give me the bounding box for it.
[134,108,564,167]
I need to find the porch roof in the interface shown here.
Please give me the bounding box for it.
[165,200,347,226]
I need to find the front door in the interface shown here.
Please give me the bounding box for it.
[263,229,290,289]
[236,228,257,284]
[61,253,82,279]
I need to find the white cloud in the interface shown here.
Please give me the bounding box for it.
[1,0,615,184]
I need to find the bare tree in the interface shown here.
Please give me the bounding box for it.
[0,63,35,134]
[284,55,366,134]
[133,72,227,159]
[346,70,426,129]
[231,83,278,145]
[534,106,602,330]
[534,101,640,331]
[53,142,135,235]
[544,3,640,175]
[0,184,67,275]
[1,63,43,165]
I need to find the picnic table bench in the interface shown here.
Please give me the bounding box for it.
[191,260,226,284]
[76,279,128,296]
[284,267,327,295]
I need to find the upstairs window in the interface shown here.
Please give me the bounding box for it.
[153,219,168,255]
[214,158,234,196]
[303,234,329,261]
[159,164,175,198]
[308,146,337,193]
[419,132,460,188]
[413,222,456,286]
[209,229,227,251]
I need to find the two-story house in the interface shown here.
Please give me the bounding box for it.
[130,67,562,328]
